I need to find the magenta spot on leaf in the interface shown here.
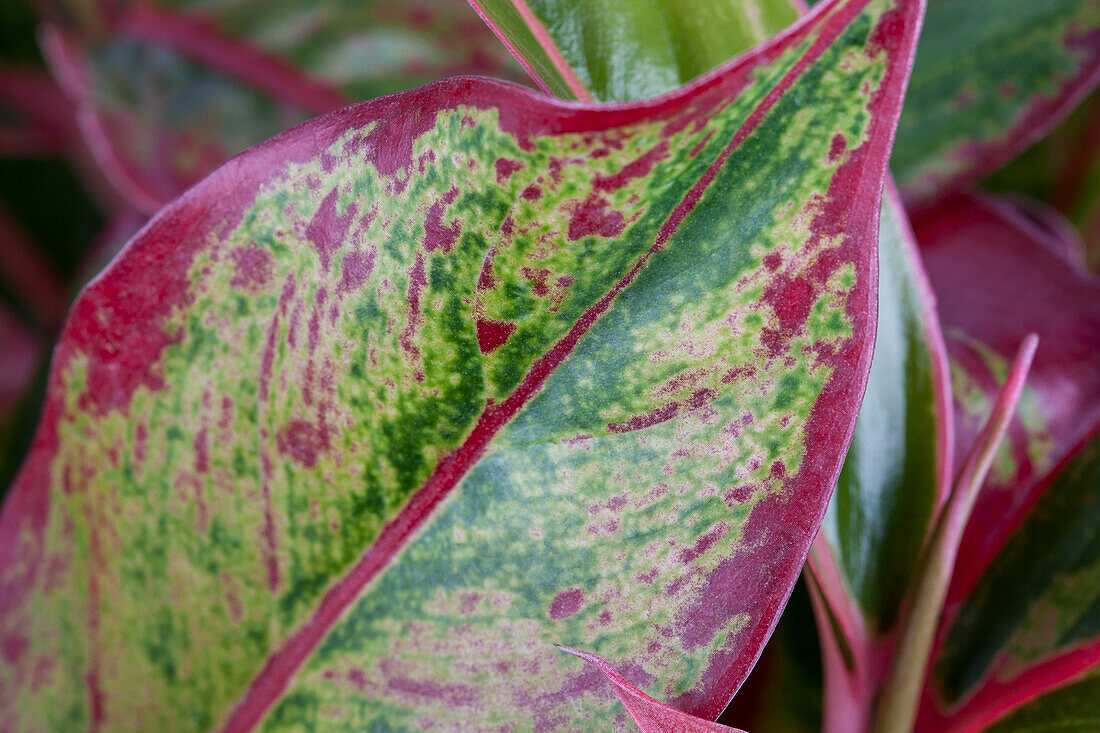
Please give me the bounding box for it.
[400,254,427,361]
[593,142,669,191]
[521,183,542,201]
[193,428,209,473]
[679,524,727,563]
[827,133,847,163]
[568,194,625,240]
[424,187,460,253]
[549,588,585,619]
[0,633,27,664]
[230,244,273,290]
[277,419,329,468]
[337,250,375,293]
[476,318,517,354]
[476,249,499,291]
[769,276,815,330]
[494,157,524,183]
[306,189,357,270]
[522,267,551,296]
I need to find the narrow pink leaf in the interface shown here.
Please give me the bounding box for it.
[558,646,746,732]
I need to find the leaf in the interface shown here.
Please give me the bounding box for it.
[892,0,1100,203]
[909,192,1100,729]
[466,0,801,101]
[984,669,1100,733]
[559,646,746,732]
[798,184,952,730]
[915,192,1100,599]
[0,0,922,729]
[474,3,953,729]
[39,0,529,213]
[0,65,79,157]
[982,90,1100,271]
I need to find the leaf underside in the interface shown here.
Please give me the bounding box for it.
[0,0,920,730]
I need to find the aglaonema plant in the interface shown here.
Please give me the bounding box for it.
[2,0,1100,731]
[0,0,925,729]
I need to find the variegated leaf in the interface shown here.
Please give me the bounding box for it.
[912,192,1100,731]
[893,0,1100,203]
[466,0,801,101]
[0,0,922,729]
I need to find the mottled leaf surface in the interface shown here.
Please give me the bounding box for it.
[911,192,1100,730]
[0,0,921,729]
[893,0,1100,203]
[40,0,527,213]
[467,0,801,101]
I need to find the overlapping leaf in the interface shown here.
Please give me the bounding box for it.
[806,186,953,732]
[892,0,1100,203]
[467,0,800,101]
[983,91,1100,270]
[0,0,922,729]
[454,0,952,727]
[911,192,1100,731]
[39,0,528,213]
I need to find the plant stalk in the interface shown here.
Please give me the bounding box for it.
[871,334,1038,733]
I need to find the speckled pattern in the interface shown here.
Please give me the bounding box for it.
[0,0,922,730]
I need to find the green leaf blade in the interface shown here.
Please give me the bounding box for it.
[468,0,802,102]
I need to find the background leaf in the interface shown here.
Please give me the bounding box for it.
[892,0,1100,203]
[39,0,529,212]
[466,0,801,101]
[910,191,1100,730]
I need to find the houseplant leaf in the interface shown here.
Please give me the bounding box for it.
[892,0,1100,204]
[39,0,528,213]
[0,0,923,729]
[466,0,801,101]
[453,0,958,726]
[982,91,1100,270]
[911,192,1100,730]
